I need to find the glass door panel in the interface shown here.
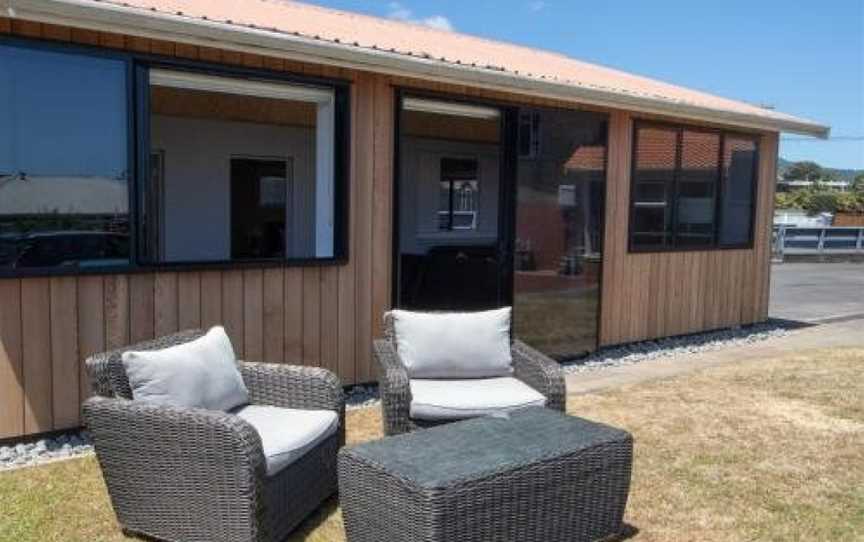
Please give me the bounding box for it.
[396,97,505,311]
[513,109,608,359]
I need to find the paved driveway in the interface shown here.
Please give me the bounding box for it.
[770,262,864,323]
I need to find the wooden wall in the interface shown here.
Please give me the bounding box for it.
[0,19,393,439]
[598,111,778,346]
[0,18,779,439]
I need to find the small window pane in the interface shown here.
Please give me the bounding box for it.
[0,45,129,271]
[675,130,719,247]
[632,126,677,249]
[438,158,479,231]
[719,137,757,246]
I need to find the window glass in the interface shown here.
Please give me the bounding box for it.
[514,109,608,359]
[630,123,757,252]
[676,130,719,247]
[439,158,479,231]
[144,70,337,262]
[632,126,676,249]
[0,45,129,270]
[719,137,757,246]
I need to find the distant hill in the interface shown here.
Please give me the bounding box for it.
[778,158,863,183]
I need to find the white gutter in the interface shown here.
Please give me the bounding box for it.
[9,0,830,138]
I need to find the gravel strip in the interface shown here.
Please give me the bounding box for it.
[561,321,793,374]
[0,430,94,471]
[344,384,381,410]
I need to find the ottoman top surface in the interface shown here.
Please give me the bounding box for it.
[343,408,631,488]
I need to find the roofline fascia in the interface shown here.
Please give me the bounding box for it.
[8,0,830,138]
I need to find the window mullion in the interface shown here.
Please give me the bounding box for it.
[714,134,725,247]
[669,127,683,249]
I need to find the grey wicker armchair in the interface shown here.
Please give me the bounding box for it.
[82,329,345,542]
[376,312,566,435]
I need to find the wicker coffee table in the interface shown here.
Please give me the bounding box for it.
[338,407,633,542]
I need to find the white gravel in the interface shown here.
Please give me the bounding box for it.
[344,384,380,410]
[561,321,793,374]
[0,430,94,471]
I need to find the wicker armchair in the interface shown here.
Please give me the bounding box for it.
[82,329,345,542]
[376,313,566,435]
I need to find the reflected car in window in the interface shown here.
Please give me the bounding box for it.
[10,231,130,269]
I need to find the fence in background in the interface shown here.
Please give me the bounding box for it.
[773,226,864,259]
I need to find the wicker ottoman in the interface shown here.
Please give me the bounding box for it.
[338,407,633,542]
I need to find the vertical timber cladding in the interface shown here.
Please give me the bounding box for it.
[599,111,779,346]
[0,18,394,438]
[0,16,780,438]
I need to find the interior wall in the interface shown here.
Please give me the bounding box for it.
[151,115,316,261]
[398,136,500,255]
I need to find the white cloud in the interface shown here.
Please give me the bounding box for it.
[386,2,454,31]
[528,1,546,12]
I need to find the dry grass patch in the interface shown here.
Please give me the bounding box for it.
[1,347,862,541]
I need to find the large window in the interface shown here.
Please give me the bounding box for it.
[143,69,341,263]
[629,122,758,251]
[0,40,347,276]
[0,44,130,271]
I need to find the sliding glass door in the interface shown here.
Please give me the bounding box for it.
[513,109,608,359]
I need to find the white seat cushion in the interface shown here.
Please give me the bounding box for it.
[409,377,546,421]
[388,307,513,379]
[122,326,249,412]
[234,405,339,476]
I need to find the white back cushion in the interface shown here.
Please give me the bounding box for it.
[389,307,513,379]
[122,326,249,411]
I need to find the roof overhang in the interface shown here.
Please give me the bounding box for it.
[7,0,830,138]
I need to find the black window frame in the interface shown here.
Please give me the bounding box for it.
[0,35,351,279]
[628,120,760,253]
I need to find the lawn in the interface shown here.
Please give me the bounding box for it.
[2,347,862,541]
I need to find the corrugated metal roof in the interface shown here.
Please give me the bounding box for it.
[12,0,829,136]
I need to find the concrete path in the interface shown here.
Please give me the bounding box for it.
[566,317,864,395]
[770,262,864,323]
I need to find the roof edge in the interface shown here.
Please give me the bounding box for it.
[10,0,831,138]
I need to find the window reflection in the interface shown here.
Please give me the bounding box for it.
[514,109,608,359]
[439,158,479,231]
[0,44,130,270]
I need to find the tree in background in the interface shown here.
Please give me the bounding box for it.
[853,173,864,194]
[783,160,823,182]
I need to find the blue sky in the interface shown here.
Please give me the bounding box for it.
[307,0,864,169]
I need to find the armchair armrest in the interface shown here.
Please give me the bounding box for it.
[512,340,566,412]
[82,396,265,540]
[239,362,345,445]
[373,339,412,435]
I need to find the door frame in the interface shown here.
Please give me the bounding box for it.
[390,88,519,310]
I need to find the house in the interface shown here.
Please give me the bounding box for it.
[777,178,851,192]
[0,0,829,441]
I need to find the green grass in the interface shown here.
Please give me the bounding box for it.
[1,348,862,541]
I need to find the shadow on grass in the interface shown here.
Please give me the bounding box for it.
[605,523,640,541]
